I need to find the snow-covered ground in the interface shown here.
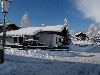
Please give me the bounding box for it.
[0,43,100,75]
[72,40,94,45]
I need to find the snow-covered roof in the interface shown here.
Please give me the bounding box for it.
[75,32,83,36]
[6,27,42,36]
[6,25,67,36]
[40,25,66,32]
[74,32,87,37]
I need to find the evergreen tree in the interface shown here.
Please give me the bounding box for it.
[62,18,71,45]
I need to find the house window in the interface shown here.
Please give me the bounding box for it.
[56,37,57,44]
[59,38,62,43]
[19,37,23,44]
[14,37,17,43]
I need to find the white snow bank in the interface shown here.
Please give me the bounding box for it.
[3,47,100,75]
[5,48,76,60]
[72,40,94,45]
[0,44,100,75]
[69,44,100,52]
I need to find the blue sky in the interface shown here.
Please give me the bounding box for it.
[0,0,98,33]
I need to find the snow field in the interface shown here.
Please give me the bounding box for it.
[0,44,100,75]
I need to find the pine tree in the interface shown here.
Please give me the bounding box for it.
[21,14,31,28]
[62,18,71,45]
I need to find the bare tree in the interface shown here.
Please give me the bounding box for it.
[87,23,100,41]
[21,14,31,28]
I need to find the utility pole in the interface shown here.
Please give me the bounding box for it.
[2,13,6,49]
[0,0,12,64]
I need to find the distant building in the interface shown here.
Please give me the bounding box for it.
[73,32,89,41]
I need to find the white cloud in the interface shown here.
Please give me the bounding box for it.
[76,0,100,23]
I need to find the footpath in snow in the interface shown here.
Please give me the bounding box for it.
[0,44,100,75]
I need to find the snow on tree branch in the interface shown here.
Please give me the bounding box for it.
[21,14,31,28]
[86,23,100,40]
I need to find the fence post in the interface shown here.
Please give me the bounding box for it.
[0,49,4,64]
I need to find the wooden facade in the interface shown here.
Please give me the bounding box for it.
[0,24,19,33]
